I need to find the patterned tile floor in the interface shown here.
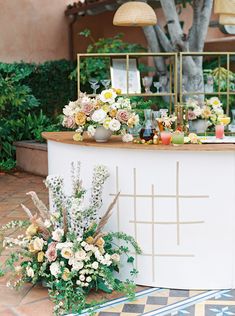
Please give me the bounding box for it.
[1,171,235,316]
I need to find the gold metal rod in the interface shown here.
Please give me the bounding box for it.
[169,62,172,113]
[77,54,80,96]
[126,54,129,96]
[227,53,230,116]
[179,53,183,103]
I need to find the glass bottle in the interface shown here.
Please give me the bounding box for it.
[139,109,155,141]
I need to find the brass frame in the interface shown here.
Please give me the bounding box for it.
[77,52,178,113]
[179,52,235,115]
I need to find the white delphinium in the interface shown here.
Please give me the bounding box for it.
[44,175,65,228]
[71,161,83,196]
[89,165,109,220]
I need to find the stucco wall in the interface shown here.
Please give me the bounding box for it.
[0,0,70,63]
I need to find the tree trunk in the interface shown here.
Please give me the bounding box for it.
[142,0,213,104]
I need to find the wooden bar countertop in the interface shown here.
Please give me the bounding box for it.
[42,132,235,152]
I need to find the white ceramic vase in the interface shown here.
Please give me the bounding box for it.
[189,119,208,134]
[93,126,112,142]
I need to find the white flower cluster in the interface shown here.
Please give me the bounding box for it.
[89,165,110,217]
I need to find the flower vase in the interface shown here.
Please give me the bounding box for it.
[93,126,112,143]
[189,119,208,134]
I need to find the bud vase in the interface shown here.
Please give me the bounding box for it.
[93,126,112,143]
[189,119,208,134]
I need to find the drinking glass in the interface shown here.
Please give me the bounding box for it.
[142,76,153,93]
[215,125,224,139]
[101,79,111,90]
[153,81,162,93]
[89,78,100,94]
[161,131,172,145]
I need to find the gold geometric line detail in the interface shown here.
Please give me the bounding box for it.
[110,193,209,198]
[129,220,205,225]
[116,166,120,232]
[132,252,195,258]
[133,168,137,269]
[151,184,155,282]
[176,161,180,245]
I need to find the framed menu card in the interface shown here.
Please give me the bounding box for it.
[110,58,141,94]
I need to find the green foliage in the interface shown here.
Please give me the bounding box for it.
[0,63,62,170]
[71,31,146,93]
[24,60,77,117]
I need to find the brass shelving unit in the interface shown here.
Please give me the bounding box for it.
[179,52,235,115]
[77,52,178,113]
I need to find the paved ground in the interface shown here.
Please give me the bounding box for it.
[0,171,145,316]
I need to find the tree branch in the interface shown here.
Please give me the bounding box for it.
[154,25,174,52]
[198,0,213,51]
[142,26,167,74]
[159,0,198,76]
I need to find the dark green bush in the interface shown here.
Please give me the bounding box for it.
[24,60,76,117]
[0,62,62,171]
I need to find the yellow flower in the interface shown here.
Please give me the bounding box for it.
[86,236,94,244]
[113,88,122,95]
[75,111,86,125]
[28,240,36,253]
[103,117,111,129]
[37,251,45,263]
[201,106,211,119]
[62,268,70,281]
[26,224,38,237]
[61,247,73,259]
[102,104,110,113]
[73,133,83,142]
[95,237,105,249]
[109,109,117,118]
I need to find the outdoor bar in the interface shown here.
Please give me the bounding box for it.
[43,131,235,290]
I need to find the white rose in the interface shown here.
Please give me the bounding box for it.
[33,237,44,251]
[122,133,133,143]
[111,253,120,262]
[92,262,99,270]
[79,275,85,281]
[91,109,107,123]
[26,266,34,278]
[61,247,73,259]
[86,276,92,283]
[50,262,60,277]
[75,249,87,261]
[87,125,96,137]
[52,228,64,242]
[56,242,73,250]
[109,118,121,132]
[72,261,84,271]
[193,106,202,117]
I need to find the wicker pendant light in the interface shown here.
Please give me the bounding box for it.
[214,0,235,14]
[214,0,235,25]
[219,14,235,25]
[113,1,157,26]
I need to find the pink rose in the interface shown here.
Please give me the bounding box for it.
[63,116,76,128]
[82,102,95,115]
[45,242,57,262]
[188,110,197,121]
[116,110,130,123]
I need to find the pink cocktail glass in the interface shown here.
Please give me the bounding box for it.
[215,125,224,139]
[161,131,172,145]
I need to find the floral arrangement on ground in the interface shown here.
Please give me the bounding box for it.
[62,88,139,142]
[0,162,141,315]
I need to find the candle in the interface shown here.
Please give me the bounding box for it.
[215,125,224,139]
[172,131,184,145]
[161,131,172,145]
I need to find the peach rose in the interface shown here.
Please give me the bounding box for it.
[116,110,130,123]
[45,242,57,262]
[75,112,87,126]
[82,102,95,115]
